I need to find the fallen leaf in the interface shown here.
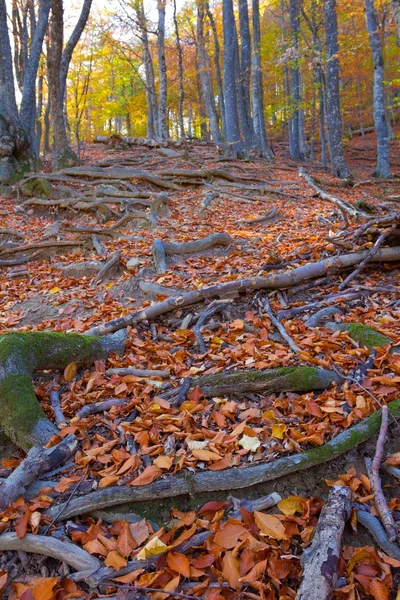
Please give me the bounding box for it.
[130,465,162,486]
[254,511,288,540]
[167,552,191,577]
[238,434,261,452]
[63,362,77,382]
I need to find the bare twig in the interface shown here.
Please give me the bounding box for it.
[262,297,301,353]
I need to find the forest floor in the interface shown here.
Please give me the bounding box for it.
[0,133,399,599]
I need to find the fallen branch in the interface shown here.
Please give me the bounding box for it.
[139,281,181,297]
[299,168,361,218]
[106,368,170,377]
[338,219,398,290]
[357,509,400,559]
[44,399,400,521]
[295,486,351,600]
[0,434,78,509]
[49,387,67,428]
[262,297,300,352]
[0,532,101,572]
[366,405,398,542]
[76,398,130,418]
[84,246,400,336]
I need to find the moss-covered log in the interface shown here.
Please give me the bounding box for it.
[0,330,126,450]
[193,366,342,397]
[44,399,400,521]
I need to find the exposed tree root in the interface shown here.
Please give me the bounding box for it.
[84,246,400,336]
[44,399,400,521]
[0,434,78,509]
[0,330,126,450]
[185,366,340,397]
[0,533,101,572]
[299,168,361,218]
[0,240,85,257]
[295,486,351,600]
[59,166,181,190]
[152,233,234,274]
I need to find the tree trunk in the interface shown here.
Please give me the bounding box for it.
[238,0,255,147]
[0,0,41,183]
[222,0,244,156]
[205,2,226,138]
[135,0,158,140]
[324,0,351,178]
[59,0,93,103]
[390,0,400,42]
[173,0,185,141]
[196,1,222,144]
[289,0,304,161]
[251,0,271,158]
[19,0,51,154]
[157,0,168,140]
[364,0,390,177]
[48,0,78,170]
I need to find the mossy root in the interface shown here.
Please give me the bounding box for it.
[0,330,126,450]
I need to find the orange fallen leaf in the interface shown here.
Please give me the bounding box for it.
[129,465,162,486]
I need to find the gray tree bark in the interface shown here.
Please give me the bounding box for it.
[324,0,351,178]
[173,0,185,141]
[364,0,390,177]
[238,0,255,147]
[19,0,51,153]
[205,2,226,138]
[196,1,222,144]
[48,0,78,170]
[289,0,304,161]
[157,0,168,140]
[222,0,244,156]
[59,0,93,103]
[251,0,272,158]
[134,0,159,139]
[0,0,43,183]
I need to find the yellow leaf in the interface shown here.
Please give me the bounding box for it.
[278,495,305,516]
[239,434,261,452]
[254,511,288,540]
[136,536,169,560]
[271,424,286,439]
[63,362,77,382]
[153,455,173,470]
[48,287,60,294]
[105,282,114,289]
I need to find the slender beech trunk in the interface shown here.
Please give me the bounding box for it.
[205,2,226,138]
[364,0,390,177]
[238,0,255,147]
[196,1,222,144]
[390,0,400,41]
[324,0,351,178]
[48,0,78,169]
[222,0,244,156]
[59,0,93,103]
[251,0,271,157]
[135,0,158,139]
[289,0,303,161]
[157,0,168,139]
[194,41,209,140]
[173,0,185,141]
